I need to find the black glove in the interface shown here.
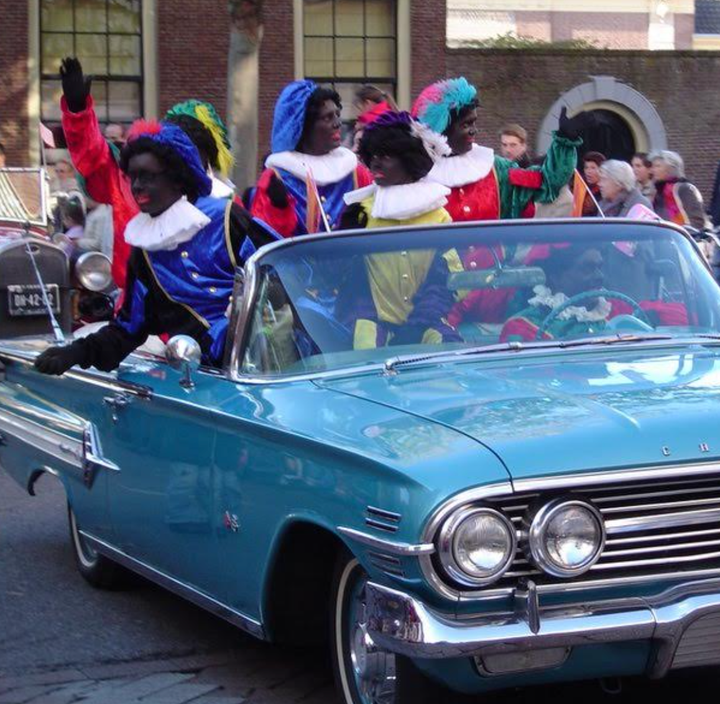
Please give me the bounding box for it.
[34,344,85,376]
[557,107,596,141]
[267,172,289,209]
[60,57,92,113]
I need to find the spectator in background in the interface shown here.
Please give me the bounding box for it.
[651,150,709,231]
[631,152,655,200]
[51,158,78,193]
[103,123,126,149]
[709,161,720,228]
[0,142,6,168]
[352,85,398,153]
[55,191,86,257]
[76,196,113,258]
[598,159,652,217]
[499,124,531,167]
[579,151,606,216]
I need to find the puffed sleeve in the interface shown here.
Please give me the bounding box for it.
[250,168,299,238]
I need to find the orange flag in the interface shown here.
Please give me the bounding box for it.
[571,170,588,217]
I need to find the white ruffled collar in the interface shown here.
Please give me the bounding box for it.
[265,147,358,186]
[124,197,211,252]
[210,174,234,198]
[528,285,612,322]
[344,178,450,221]
[427,144,495,188]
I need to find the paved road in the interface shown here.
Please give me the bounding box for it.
[0,470,712,704]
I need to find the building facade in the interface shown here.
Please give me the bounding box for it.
[2,0,719,198]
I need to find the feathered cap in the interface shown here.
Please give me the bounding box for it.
[364,111,450,162]
[412,77,478,135]
[126,120,212,198]
[271,79,318,153]
[165,100,234,178]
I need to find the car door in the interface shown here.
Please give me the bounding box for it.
[97,359,225,595]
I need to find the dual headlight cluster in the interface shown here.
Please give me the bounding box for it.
[437,499,605,587]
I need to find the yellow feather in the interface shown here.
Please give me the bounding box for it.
[195,104,234,178]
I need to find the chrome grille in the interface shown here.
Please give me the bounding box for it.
[487,472,720,590]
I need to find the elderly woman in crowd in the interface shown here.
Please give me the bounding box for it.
[651,150,709,231]
[598,159,652,217]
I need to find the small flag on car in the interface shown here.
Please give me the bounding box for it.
[39,122,56,149]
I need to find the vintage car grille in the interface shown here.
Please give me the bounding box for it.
[672,612,720,669]
[484,472,720,591]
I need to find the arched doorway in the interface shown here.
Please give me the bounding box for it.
[537,76,667,160]
[578,109,636,162]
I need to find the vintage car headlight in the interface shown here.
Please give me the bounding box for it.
[75,252,113,292]
[527,499,605,577]
[438,507,516,586]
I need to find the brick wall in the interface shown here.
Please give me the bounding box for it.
[549,12,648,49]
[0,2,29,166]
[447,48,720,199]
[410,0,448,98]
[258,0,295,159]
[156,0,230,118]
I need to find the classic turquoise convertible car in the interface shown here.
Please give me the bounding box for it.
[3,219,720,704]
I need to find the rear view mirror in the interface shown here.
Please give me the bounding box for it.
[166,335,201,389]
[447,267,546,291]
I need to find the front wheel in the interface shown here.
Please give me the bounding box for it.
[331,552,443,704]
[68,505,128,589]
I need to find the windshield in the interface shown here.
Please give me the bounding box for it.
[239,221,720,377]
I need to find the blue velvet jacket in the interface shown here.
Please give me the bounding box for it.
[72,196,278,370]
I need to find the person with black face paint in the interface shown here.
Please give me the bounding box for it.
[34,121,276,376]
[59,58,236,289]
[251,80,373,237]
[336,111,460,349]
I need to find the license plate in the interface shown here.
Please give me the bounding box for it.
[7,284,60,317]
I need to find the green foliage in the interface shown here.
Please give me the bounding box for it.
[454,32,601,51]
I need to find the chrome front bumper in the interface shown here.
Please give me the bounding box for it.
[366,578,720,677]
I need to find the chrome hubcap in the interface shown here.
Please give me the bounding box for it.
[349,579,396,704]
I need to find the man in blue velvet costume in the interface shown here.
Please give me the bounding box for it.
[35,120,277,375]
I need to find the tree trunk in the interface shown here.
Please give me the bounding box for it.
[227,1,264,194]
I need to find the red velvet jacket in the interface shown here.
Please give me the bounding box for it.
[61,96,135,288]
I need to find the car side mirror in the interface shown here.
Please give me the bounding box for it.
[166,335,201,389]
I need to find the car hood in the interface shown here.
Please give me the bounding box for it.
[320,345,720,482]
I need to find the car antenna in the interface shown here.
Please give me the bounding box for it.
[22,220,66,344]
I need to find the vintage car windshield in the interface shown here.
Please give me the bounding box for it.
[240,222,720,376]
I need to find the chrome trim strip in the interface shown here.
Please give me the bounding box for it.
[606,506,720,535]
[81,532,266,639]
[337,526,435,556]
[0,406,82,469]
[0,348,153,399]
[513,461,720,493]
[366,577,720,677]
[366,506,402,522]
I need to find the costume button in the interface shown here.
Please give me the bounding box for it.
[402,273,409,279]
[321,196,327,203]
[209,286,217,293]
[401,251,407,256]
[181,250,189,258]
[191,272,199,280]
[463,205,471,214]
[470,261,477,269]
[469,245,475,251]
[403,296,409,302]
[459,188,465,195]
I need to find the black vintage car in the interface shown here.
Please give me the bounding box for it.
[0,168,113,339]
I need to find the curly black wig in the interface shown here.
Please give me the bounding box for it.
[164,114,219,172]
[120,137,202,203]
[297,86,342,148]
[358,123,434,182]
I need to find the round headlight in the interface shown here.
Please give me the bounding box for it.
[527,499,605,577]
[75,252,113,292]
[438,507,516,586]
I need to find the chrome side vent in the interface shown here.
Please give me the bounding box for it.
[365,506,402,533]
[368,550,405,577]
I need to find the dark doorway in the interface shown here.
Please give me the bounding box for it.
[576,109,636,164]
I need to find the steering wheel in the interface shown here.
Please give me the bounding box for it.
[536,289,651,340]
